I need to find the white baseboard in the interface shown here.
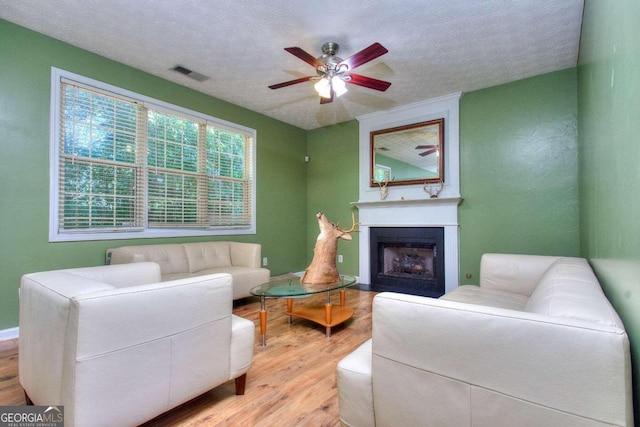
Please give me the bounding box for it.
[0,327,19,341]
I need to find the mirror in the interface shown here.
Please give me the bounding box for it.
[370,118,444,187]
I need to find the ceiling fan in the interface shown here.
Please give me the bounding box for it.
[415,145,439,157]
[268,42,391,104]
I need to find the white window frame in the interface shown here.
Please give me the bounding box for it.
[49,68,257,242]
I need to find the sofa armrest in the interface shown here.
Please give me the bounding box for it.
[371,292,633,426]
[479,253,562,296]
[337,339,374,427]
[229,242,262,268]
[229,315,255,379]
[19,271,116,405]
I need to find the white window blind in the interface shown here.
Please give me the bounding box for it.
[147,110,206,228]
[50,68,256,241]
[58,82,145,232]
[206,126,253,227]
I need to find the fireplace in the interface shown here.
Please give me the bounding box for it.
[369,227,445,297]
[354,93,461,295]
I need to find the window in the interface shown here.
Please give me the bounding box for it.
[50,68,256,241]
[373,164,391,183]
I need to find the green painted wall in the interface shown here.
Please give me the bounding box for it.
[458,69,580,283]
[0,20,308,329]
[578,0,640,418]
[306,121,360,276]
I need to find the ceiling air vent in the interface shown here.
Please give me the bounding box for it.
[171,65,210,82]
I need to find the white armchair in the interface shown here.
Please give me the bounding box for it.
[19,262,254,427]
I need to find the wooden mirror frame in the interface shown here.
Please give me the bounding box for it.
[370,118,445,187]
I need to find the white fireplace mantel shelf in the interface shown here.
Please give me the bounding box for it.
[352,197,462,209]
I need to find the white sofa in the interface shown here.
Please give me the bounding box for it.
[107,241,270,299]
[19,262,255,427]
[337,254,634,427]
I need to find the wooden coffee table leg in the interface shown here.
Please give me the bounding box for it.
[259,296,267,347]
[325,291,332,337]
[287,298,293,325]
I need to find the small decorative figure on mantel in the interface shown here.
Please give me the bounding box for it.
[376,175,394,200]
[301,212,359,284]
[378,178,389,200]
[423,180,444,198]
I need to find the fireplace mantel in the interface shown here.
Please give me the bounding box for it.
[355,207,460,293]
[353,197,462,229]
[352,197,462,209]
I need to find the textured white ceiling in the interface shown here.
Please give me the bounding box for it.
[0,0,583,130]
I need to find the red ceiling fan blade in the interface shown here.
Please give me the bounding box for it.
[340,42,388,70]
[419,148,438,157]
[346,73,391,92]
[284,47,323,68]
[268,76,314,90]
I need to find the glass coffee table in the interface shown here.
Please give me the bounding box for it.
[250,274,357,346]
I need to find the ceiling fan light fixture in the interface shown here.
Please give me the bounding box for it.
[332,76,348,97]
[314,78,332,98]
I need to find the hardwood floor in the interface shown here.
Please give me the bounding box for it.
[0,288,376,426]
[0,338,21,405]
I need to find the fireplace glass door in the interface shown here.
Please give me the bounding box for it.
[370,227,445,297]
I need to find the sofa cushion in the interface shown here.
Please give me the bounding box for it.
[185,242,232,273]
[440,285,529,311]
[111,244,189,276]
[524,258,624,328]
[479,253,561,297]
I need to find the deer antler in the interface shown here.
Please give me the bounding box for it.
[376,175,394,200]
[423,180,444,198]
[377,179,389,200]
[337,212,360,233]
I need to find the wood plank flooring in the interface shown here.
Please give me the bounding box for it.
[0,288,376,426]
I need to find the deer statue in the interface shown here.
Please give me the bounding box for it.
[301,212,359,284]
